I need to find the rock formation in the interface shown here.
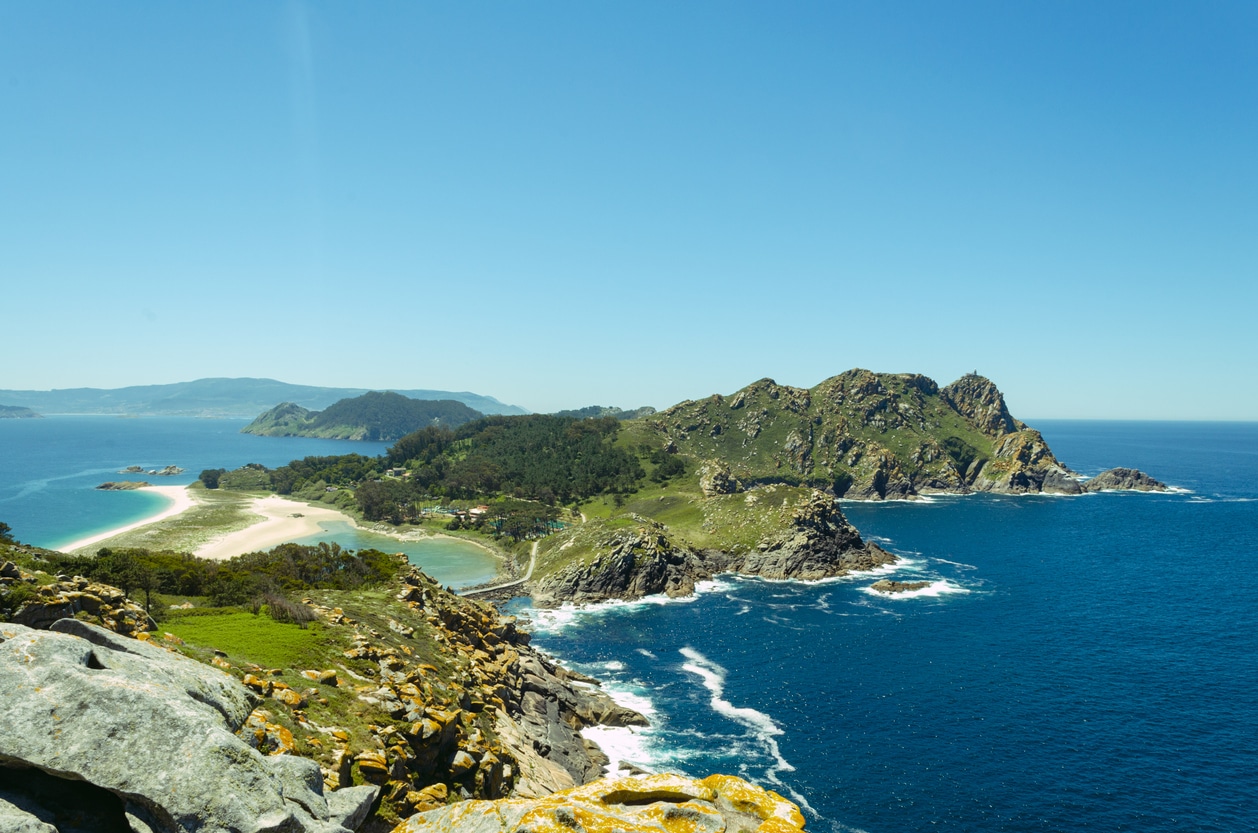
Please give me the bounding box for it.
[0,619,378,833]
[532,490,893,605]
[390,773,806,833]
[870,580,931,594]
[1084,467,1168,492]
[732,490,894,581]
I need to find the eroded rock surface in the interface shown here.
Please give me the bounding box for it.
[390,773,807,833]
[0,620,377,833]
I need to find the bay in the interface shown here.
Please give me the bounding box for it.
[0,416,497,586]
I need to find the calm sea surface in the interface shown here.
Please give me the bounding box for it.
[509,421,1258,833]
[0,416,497,587]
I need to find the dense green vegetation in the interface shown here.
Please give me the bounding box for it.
[242,391,483,441]
[210,414,651,529]
[552,404,657,420]
[19,541,398,613]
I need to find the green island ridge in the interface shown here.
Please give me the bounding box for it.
[0,404,41,418]
[243,392,485,442]
[0,371,1167,833]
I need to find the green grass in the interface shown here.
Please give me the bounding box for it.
[161,609,331,670]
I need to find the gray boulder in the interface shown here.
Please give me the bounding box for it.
[0,620,377,833]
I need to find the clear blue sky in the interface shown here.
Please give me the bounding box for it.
[2,2,1255,419]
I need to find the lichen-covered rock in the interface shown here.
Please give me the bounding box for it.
[971,429,1081,494]
[698,461,742,497]
[5,575,152,635]
[0,619,377,833]
[390,773,806,833]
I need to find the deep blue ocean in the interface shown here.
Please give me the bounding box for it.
[509,421,1258,833]
[0,416,497,587]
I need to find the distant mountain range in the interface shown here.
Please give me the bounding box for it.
[0,378,528,419]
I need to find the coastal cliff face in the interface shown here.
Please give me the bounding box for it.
[646,370,1153,500]
[531,489,892,606]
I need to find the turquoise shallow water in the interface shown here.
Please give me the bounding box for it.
[509,421,1258,833]
[0,416,497,587]
[291,521,498,589]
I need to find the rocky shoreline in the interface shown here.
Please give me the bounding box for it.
[530,489,894,607]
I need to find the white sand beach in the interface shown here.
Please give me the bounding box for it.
[194,496,356,561]
[63,485,199,553]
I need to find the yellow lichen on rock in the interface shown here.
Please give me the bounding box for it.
[699,775,807,829]
[390,773,806,833]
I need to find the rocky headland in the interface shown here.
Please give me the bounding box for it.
[530,488,893,606]
[648,370,1166,500]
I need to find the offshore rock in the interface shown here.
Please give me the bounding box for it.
[870,579,931,594]
[390,773,807,833]
[1084,467,1168,492]
[0,620,378,833]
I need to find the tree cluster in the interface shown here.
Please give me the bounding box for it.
[39,542,398,612]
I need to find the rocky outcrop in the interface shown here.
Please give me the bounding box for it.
[390,773,806,833]
[698,461,741,497]
[337,568,647,815]
[3,570,154,635]
[1084,468,1168,492]
[870,579,930,594]
[0,619,378,833]
[532,491,893,605]
[971,430,1082,495]
[939,374,1026,438]
[96,480,151,490]
[730,490,894,579]
[531,521,714,606]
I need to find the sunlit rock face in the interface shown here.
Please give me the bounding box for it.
[391,772,808,833]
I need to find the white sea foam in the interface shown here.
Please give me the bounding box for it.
[678,648,817,815]
[600,660,627,672]
[579,675,667,777]
[862,579,970,600]
[931,557,978,570]
[636,648,658,660]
